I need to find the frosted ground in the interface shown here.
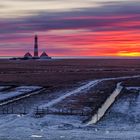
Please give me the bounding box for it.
[0,86,42,103]
[0,88,139,140]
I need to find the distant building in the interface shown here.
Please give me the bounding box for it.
[24,52,32,59]
[40,52,51,59]
[23,35,51,60]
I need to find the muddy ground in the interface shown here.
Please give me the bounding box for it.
[0,59,140,89]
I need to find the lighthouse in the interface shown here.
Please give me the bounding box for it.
[34,35,39,57]
[23,35,51,60]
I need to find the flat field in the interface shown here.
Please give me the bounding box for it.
[0,59,140,89]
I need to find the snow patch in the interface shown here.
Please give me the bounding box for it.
[39,80,101,108]
[0,86,11,91]
[31,134,42,138]
[126,87,140,90]
[39,75,140,109]
[87,82,123,124]
[0,86,42,103]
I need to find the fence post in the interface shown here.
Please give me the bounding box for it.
[2,108,4,114]
[36,106,39,114]
[6,106,8,114]
[23,106,26,114]
[70,108,72,114]
[11,106,14,114]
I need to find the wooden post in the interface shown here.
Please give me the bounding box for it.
[11,106,14,114]
[6,106,8,114]
[24,106,26,114]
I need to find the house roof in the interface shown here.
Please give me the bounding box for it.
[24,52,32,57]
[40,52,49,57]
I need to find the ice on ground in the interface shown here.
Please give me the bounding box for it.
[88,82,123,124]
[31,134,42,138]
[39,80,101,108]
[0,88,140,139]
[126,87,140,90]
[39,75,140,109]
[0,86,42,102]
[0,76,140,139]
[0,86,11,91]
[97,92,140,129]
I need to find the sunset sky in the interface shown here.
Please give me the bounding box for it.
[0,0,140,57]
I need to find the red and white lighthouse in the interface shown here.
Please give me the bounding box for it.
[34,35,39,57]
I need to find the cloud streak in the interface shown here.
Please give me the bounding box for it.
[0,1,140,57]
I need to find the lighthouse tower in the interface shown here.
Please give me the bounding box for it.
[34,35,39,57]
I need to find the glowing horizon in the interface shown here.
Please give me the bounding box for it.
[0,0,140,57]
